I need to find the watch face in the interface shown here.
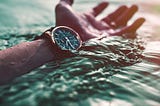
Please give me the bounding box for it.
[52,26,82,51]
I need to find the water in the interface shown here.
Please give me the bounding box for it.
[0,0,160,106]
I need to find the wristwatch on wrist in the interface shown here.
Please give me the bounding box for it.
[35,26,82,59]
[52,26,82,51]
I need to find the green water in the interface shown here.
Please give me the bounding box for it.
[0,0,160,106]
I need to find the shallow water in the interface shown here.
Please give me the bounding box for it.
[0,0,160,106]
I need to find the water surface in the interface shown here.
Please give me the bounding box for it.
[0,0,159,106]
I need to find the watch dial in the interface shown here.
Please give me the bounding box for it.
[52,26,82,51]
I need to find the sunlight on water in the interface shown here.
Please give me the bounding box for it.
[0,0,160,106]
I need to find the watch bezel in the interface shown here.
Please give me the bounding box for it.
[51,26,82,51]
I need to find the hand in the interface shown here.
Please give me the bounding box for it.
[55,0,145,41]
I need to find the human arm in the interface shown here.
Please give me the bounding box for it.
[0,38,55,84]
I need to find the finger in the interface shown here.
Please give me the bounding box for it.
[56,0,74,14]
[127,18,145,32]
[90,1,109,17]
[114,5,138,28]
[110,18,145,37]
[59,0,74,5]
[55,0,75,26]
[101,5,128,25]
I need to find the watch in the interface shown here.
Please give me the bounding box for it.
[51,26,82,51]
[35,26,82,59]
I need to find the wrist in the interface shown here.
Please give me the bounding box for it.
[35,38,56,61]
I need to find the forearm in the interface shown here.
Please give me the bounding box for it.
[0,39,55,84]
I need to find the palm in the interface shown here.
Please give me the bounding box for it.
[55,0,145,41]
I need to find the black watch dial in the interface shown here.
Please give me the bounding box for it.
[52,26,82,51]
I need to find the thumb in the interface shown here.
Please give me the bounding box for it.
[59,0,74,6]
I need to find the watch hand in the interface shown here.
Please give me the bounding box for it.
[65,37,75,50]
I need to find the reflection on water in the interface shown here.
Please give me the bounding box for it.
[0,0,160,106]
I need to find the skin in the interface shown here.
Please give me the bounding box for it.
[55,0,145,41]
[0,0,145,84]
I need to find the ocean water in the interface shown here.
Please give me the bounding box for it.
[0,0,160,106]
